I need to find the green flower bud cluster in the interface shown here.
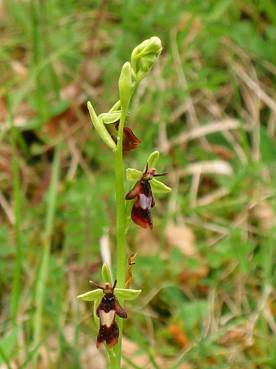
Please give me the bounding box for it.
[131,36,162,82]
[87,37,162,151]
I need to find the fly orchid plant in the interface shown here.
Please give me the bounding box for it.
[78,37,171,368]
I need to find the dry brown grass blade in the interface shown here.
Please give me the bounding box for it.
[166,222,196,257]
[197,187,229,207]
[233,63,276,114]
[163,119,240,152]
[174,160,233,177]
[0,191,15,224]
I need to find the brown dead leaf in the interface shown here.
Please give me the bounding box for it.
[166,222,197,257]
[178,364,193,369]
[207,144,234,160]
[0,0,4,22]
[0,97,7,122]
[122,338,164,368]
[179,265,209,282]
[179,265,209,290]
[168,324,189,348]
[122,337,148,367]
[44,108,77,138]
[137,228,159,255]
[253,200,276,233]
[41,326,105,369]
[178,13,201,45]
[80,343,105,369]
[82,60,103,87]
[220,327,247,346]
[11,61,27,79]
[0,145,11,177]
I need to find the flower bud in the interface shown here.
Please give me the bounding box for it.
[131,36,162,81]
[118,62,135,111]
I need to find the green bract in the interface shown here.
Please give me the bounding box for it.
[131,36,162,81]
[87,101,117,151]
[99,111,121,124]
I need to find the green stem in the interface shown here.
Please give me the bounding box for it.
[32,144,61,367]
[115,108,127,288]
[114,108,127,368]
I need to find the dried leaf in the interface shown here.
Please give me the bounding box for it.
[168,324,189,348]
[166,223,196,257]
[137,229,159,255]
[253,200,276,233]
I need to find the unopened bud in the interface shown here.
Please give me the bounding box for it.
[118,62,135,111]
[131,36,162,81]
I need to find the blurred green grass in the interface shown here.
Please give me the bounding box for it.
[0,0,276,368]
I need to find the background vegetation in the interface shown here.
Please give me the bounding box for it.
[0,1,275,368]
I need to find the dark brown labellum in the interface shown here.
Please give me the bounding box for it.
[95,280,127,348]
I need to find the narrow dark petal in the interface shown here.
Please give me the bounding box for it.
[115,300,128,318]
[153,172,168,177]
[125,181,142,200]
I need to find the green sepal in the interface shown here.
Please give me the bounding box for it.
[119,62,135,111]
[77,288,102,301]
[98,111,121,124]
[114,288,141,300]
[87,101,117,151]
[101,263,113,285]
[151,178,171,194]
[147,150,159,168]
[109,100,121,112]
[126,168,142,182]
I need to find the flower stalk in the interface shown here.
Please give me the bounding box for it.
[82,36,165,368]
[115,108,127,289]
